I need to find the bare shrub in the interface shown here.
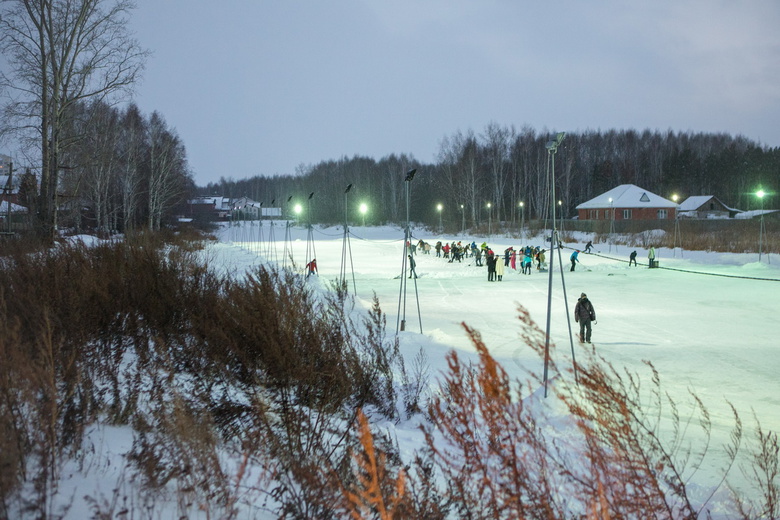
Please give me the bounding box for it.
[734,417,780,519]
[396,307,749,518]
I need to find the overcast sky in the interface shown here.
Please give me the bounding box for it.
[127,0,780,187]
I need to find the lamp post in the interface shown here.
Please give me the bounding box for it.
[558,200,564,235]
[341,185,357,293]
[397,169,423,334]
[487,202,492,239]
[757,189,766,262]
[293,203,303,223]
[460,204,465,235]
[359,202,368,226]
[519,201,525,240]
[542,132,577,398]
[437,203,443,233]
[608,197,616,253]
[672,194,682,257]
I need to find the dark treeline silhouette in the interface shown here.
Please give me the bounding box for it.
[16,100,196,235]
[201,124,779,229]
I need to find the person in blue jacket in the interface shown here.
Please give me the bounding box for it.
[570,250,580,272]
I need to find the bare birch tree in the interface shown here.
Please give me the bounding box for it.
[117,103,146,231]
[0,0,148,238]
[146,111,189,230]
[481,121,510,223]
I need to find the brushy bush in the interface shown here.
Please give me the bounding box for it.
[0,231,407,517]
[3,231,776,518]
[320,306,776,520]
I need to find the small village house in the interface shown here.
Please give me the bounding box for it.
[576,184,678,221]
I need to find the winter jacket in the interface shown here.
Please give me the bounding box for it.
[574,297,595,322]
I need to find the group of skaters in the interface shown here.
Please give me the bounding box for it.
[422,240,548,282]
[570,240,658,270]
[407,237,664,345]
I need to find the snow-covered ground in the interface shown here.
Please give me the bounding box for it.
[54,222,780,517]
[227,222,779,499]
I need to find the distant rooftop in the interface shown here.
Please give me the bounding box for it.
[576,184,677,209]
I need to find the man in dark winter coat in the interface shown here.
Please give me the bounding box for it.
[574,293,596,343]
[486,253,497,281]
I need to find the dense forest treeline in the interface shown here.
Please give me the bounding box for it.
[202,124,780,229]
[10,100,195,234]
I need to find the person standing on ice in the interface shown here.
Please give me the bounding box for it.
[486,253,497,281]
[629,250,638,266]
[522,253,533,275]
[570,250,580,271]
[584,240,593,253]
[648,246,656,268]
[574,293,596,343]
[495,254,505,281]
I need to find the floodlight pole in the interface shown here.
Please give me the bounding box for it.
[542,132,577,398]
[671,195,683,258]
[519,201,525,241]
[461,204,465,235]
[340,184,357,293]
[396,169,423,334]
[558,200,564,235]
[257,202,265,257]
[487,202,492,239]
[608,198,616,253]
[283,196,294,268]
[757,190,767,263]
[305,192,317,271]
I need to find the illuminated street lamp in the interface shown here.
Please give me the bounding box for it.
[671,194,682,256]
[359,202,368,226]
[294,203,302,224]
[460,204,465,234]
[558,200,564,234]
[487,202,492,238]
[519,201,525,239]
[436,203,443,232]
[608,197,615,253]
[757,189,766,262]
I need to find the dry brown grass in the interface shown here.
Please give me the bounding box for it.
[1,232,776,518]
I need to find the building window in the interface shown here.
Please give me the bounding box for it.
[623,209,632,220]
[657,209,667,219]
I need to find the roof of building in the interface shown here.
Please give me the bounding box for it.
[189,196,231,207]
[678,195,741,213]
[576,184,678,210]
[0,200,27,213]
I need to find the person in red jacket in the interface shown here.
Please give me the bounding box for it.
[305,258,318,276]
